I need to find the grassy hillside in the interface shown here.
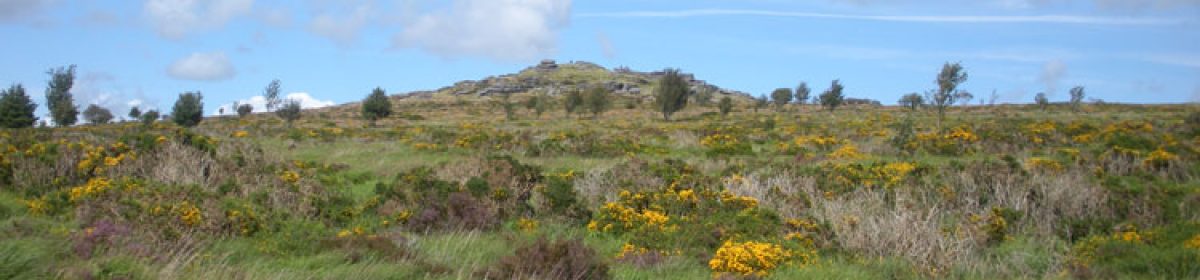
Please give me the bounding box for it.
[1,100,1198,279]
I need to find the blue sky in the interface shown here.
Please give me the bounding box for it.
[0,0,1197,119]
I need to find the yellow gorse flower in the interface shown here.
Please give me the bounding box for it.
[516,218,539,233]
[1183,234,1200,250]
[177,201,202,227]
[278,170,300,185]
[1026,157,1064,173]
[69,177,113,202]
[708,240,794,277]
[828,144,864,160]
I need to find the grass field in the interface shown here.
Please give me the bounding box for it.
[2,99,1198,279]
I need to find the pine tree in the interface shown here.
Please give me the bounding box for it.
[171,92,204,127]
[0,84,38,128]
[362,87,393,127]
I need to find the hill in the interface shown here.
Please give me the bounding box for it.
[321,60,753,112]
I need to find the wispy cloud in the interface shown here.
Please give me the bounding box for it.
[577,9,1184,25]
[1133,53,1200,69]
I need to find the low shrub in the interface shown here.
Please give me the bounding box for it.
[482,237,610,280]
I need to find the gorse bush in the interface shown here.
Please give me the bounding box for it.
[1,79,1198,279]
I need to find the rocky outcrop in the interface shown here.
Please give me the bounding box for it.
[415,60,750,100]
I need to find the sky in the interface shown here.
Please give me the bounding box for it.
[0,0,1197,120]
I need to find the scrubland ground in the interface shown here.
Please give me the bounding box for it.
[2,100,1199,279]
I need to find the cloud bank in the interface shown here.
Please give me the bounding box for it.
[1038,60,1068,95]
[0,0,56,22]
[215,92,335,115]
[393,0,572,61]
[167,52,236,81]
[143,0,254,39]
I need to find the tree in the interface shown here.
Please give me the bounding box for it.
[654,68,690,121]
[361,87,392,126]
[1034,92,1049,111]
[525,94,540,112]
[171,92,204,127]
[236,103,253,117]
[771,88,793,110]
[496,93,516,121]
[82,104,114,124]
[128,106,142,120]
[0,84,38,128]
[264,79,281,112]
[898,93,924,111]
[818,79,845,112]
[955,91,974,106]
[795,82,810,105]
[931,62,968,126]
[988,90,1000,107]
[753,94,768,112]
[45,65,79,127]
[1069,86,1085,112]
[693,88,713,107]
[526,93,550,117]
[563,89,583,116]
[584,87,611,118]
[276,99,302,126]
[718,96,733,116]
[140,110,159,126]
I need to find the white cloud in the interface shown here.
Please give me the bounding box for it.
[393,0,572,61]
[143,0,254,39]
[0,0,54,20]
[596,31,616,59]
[308,2,374,46]
[215,92,335,115]
[167,52,236,81]
[578,9,1183,26]
[1135,53,1200,69]
[259,6,291,27]
[1000,0,1200,10]
[69,72,162,122]
[80,10,122,26]
[1038,60,1068,95]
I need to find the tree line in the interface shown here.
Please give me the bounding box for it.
[1,62,1092,129]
